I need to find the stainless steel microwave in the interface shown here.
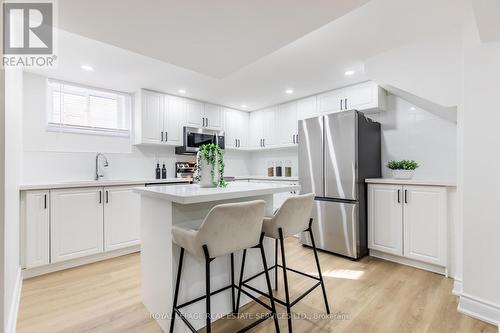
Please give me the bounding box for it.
[175,126,225,155]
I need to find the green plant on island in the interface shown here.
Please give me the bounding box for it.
[194,143,228,188]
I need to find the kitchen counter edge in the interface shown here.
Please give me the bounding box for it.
[365,178,456,187]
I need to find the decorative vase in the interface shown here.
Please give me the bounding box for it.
[392,169,414,179]
[198,156,220,188]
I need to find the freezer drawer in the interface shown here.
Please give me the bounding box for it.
[301,199,359,258]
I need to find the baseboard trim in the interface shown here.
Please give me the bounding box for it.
[22,245,140,279]
[369,250,446,275]
[458,292,500,329]
[7,267,22,333]
[452,279,463,296]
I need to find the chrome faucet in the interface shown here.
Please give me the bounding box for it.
[95,153,109,180]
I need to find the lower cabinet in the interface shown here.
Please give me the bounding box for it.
[103,186,140,251]
[368,184,447,267]
[22,185,142,269]
[51,188,104,263]
[21,190,50,269]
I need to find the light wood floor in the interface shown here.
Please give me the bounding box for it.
[17,238,496,333]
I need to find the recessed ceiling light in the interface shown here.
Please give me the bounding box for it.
[285,89,294,94]
[80,65,94,71]
[241,104,247,108]
[344,70,355,76]
[178,89,186,94]
[410,107,416,111]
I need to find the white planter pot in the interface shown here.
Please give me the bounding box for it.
[198,157,220,188]
[392,169,415,179]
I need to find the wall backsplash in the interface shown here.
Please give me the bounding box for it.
[248,147,299,177]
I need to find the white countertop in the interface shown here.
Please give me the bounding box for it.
[19,178,190,191]
[365,178,456,187]
[233,175,299,181]
[134,181,300,204]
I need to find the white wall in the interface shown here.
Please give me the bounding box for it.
[459,6,500,326]
[22,72,251,183]
[4,68,23,333]
[368,94,457,181]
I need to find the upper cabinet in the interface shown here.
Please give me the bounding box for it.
[250,107,279,149]
[297,96,317,121]
[225,108,249,149]
[135,89,184,145]
[318,81,386,114]
[279,101,298,146]
[186,102,223,130]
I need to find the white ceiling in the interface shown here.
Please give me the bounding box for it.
[56,0,371,78]
[29,0,464,111]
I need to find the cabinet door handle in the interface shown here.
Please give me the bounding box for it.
[263,139,265,147]
[293,135,295,144]
[165,131,168,142]
[44,194,47,209]
[161,131,163,142]
[397,189,401,203]
[404,189,408,204]
[105,190,109,204]
[296,134,299,144]
[237,139,240,147]
[345,98,348,110]
[340,99,343,110]
[206,118,208,127]
[99,191,102,204]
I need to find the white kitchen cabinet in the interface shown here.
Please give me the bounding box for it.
[249,110,264,148]
[186,102,223,130]
[368,183,447,268]
[135,89,186,145]
[136,90,163,144]
[164,96,186,145]
[50,188,104,263]
[297,96,318,120]
[279,101,298,146]
[317,81,386,114]
[254,107,279,148]
[318,89,344,114]
[104,186,140,251]
[21,190,50,268]
[403,186,447,266]
[225,108,249,149]
[203,104,224,130]
[368,184,403,256]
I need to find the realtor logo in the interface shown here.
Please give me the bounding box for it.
[2,1,57,67]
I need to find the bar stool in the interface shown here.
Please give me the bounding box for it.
[169,200,280,333]
[237,193,330,333]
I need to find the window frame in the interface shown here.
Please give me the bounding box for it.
[46,79,133,137]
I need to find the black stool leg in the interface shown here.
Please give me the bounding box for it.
[235,249,247,313]
[170,248,185,333]
[203,245,212,333]
[231,253,235,312]
[259,233,280,332]
[308,219,330,314]
[278,228,293,333]
[275,238,279,291]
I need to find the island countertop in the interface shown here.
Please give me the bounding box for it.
[134,181,300,204]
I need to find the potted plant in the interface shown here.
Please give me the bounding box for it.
[194,143,228,188]
[386,160,419,179]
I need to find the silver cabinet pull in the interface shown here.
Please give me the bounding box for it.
[105,190,109,204]
[397,189,401,203]
[206,118,208,127]
[293,135,295,144]
[340,99,343,110]
[404,189,408,204]
[44,194,47,209]
[161,131,163,142]
[345,98,348,110]
[165,131,168,142]
[99,191,102,204]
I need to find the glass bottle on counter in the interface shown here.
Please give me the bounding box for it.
[267,161,275,177]
[285,160,292,177]
[275,160,283,177]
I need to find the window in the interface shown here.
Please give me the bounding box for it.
[47,79,132,136]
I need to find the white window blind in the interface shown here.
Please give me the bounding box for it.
[47,79,131,136]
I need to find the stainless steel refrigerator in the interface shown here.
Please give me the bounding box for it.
[299,110,381,259]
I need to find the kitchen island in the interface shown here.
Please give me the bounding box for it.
[134,181,300,332]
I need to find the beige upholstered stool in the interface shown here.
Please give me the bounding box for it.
[238,193,330,333]
[169,200,280,333]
